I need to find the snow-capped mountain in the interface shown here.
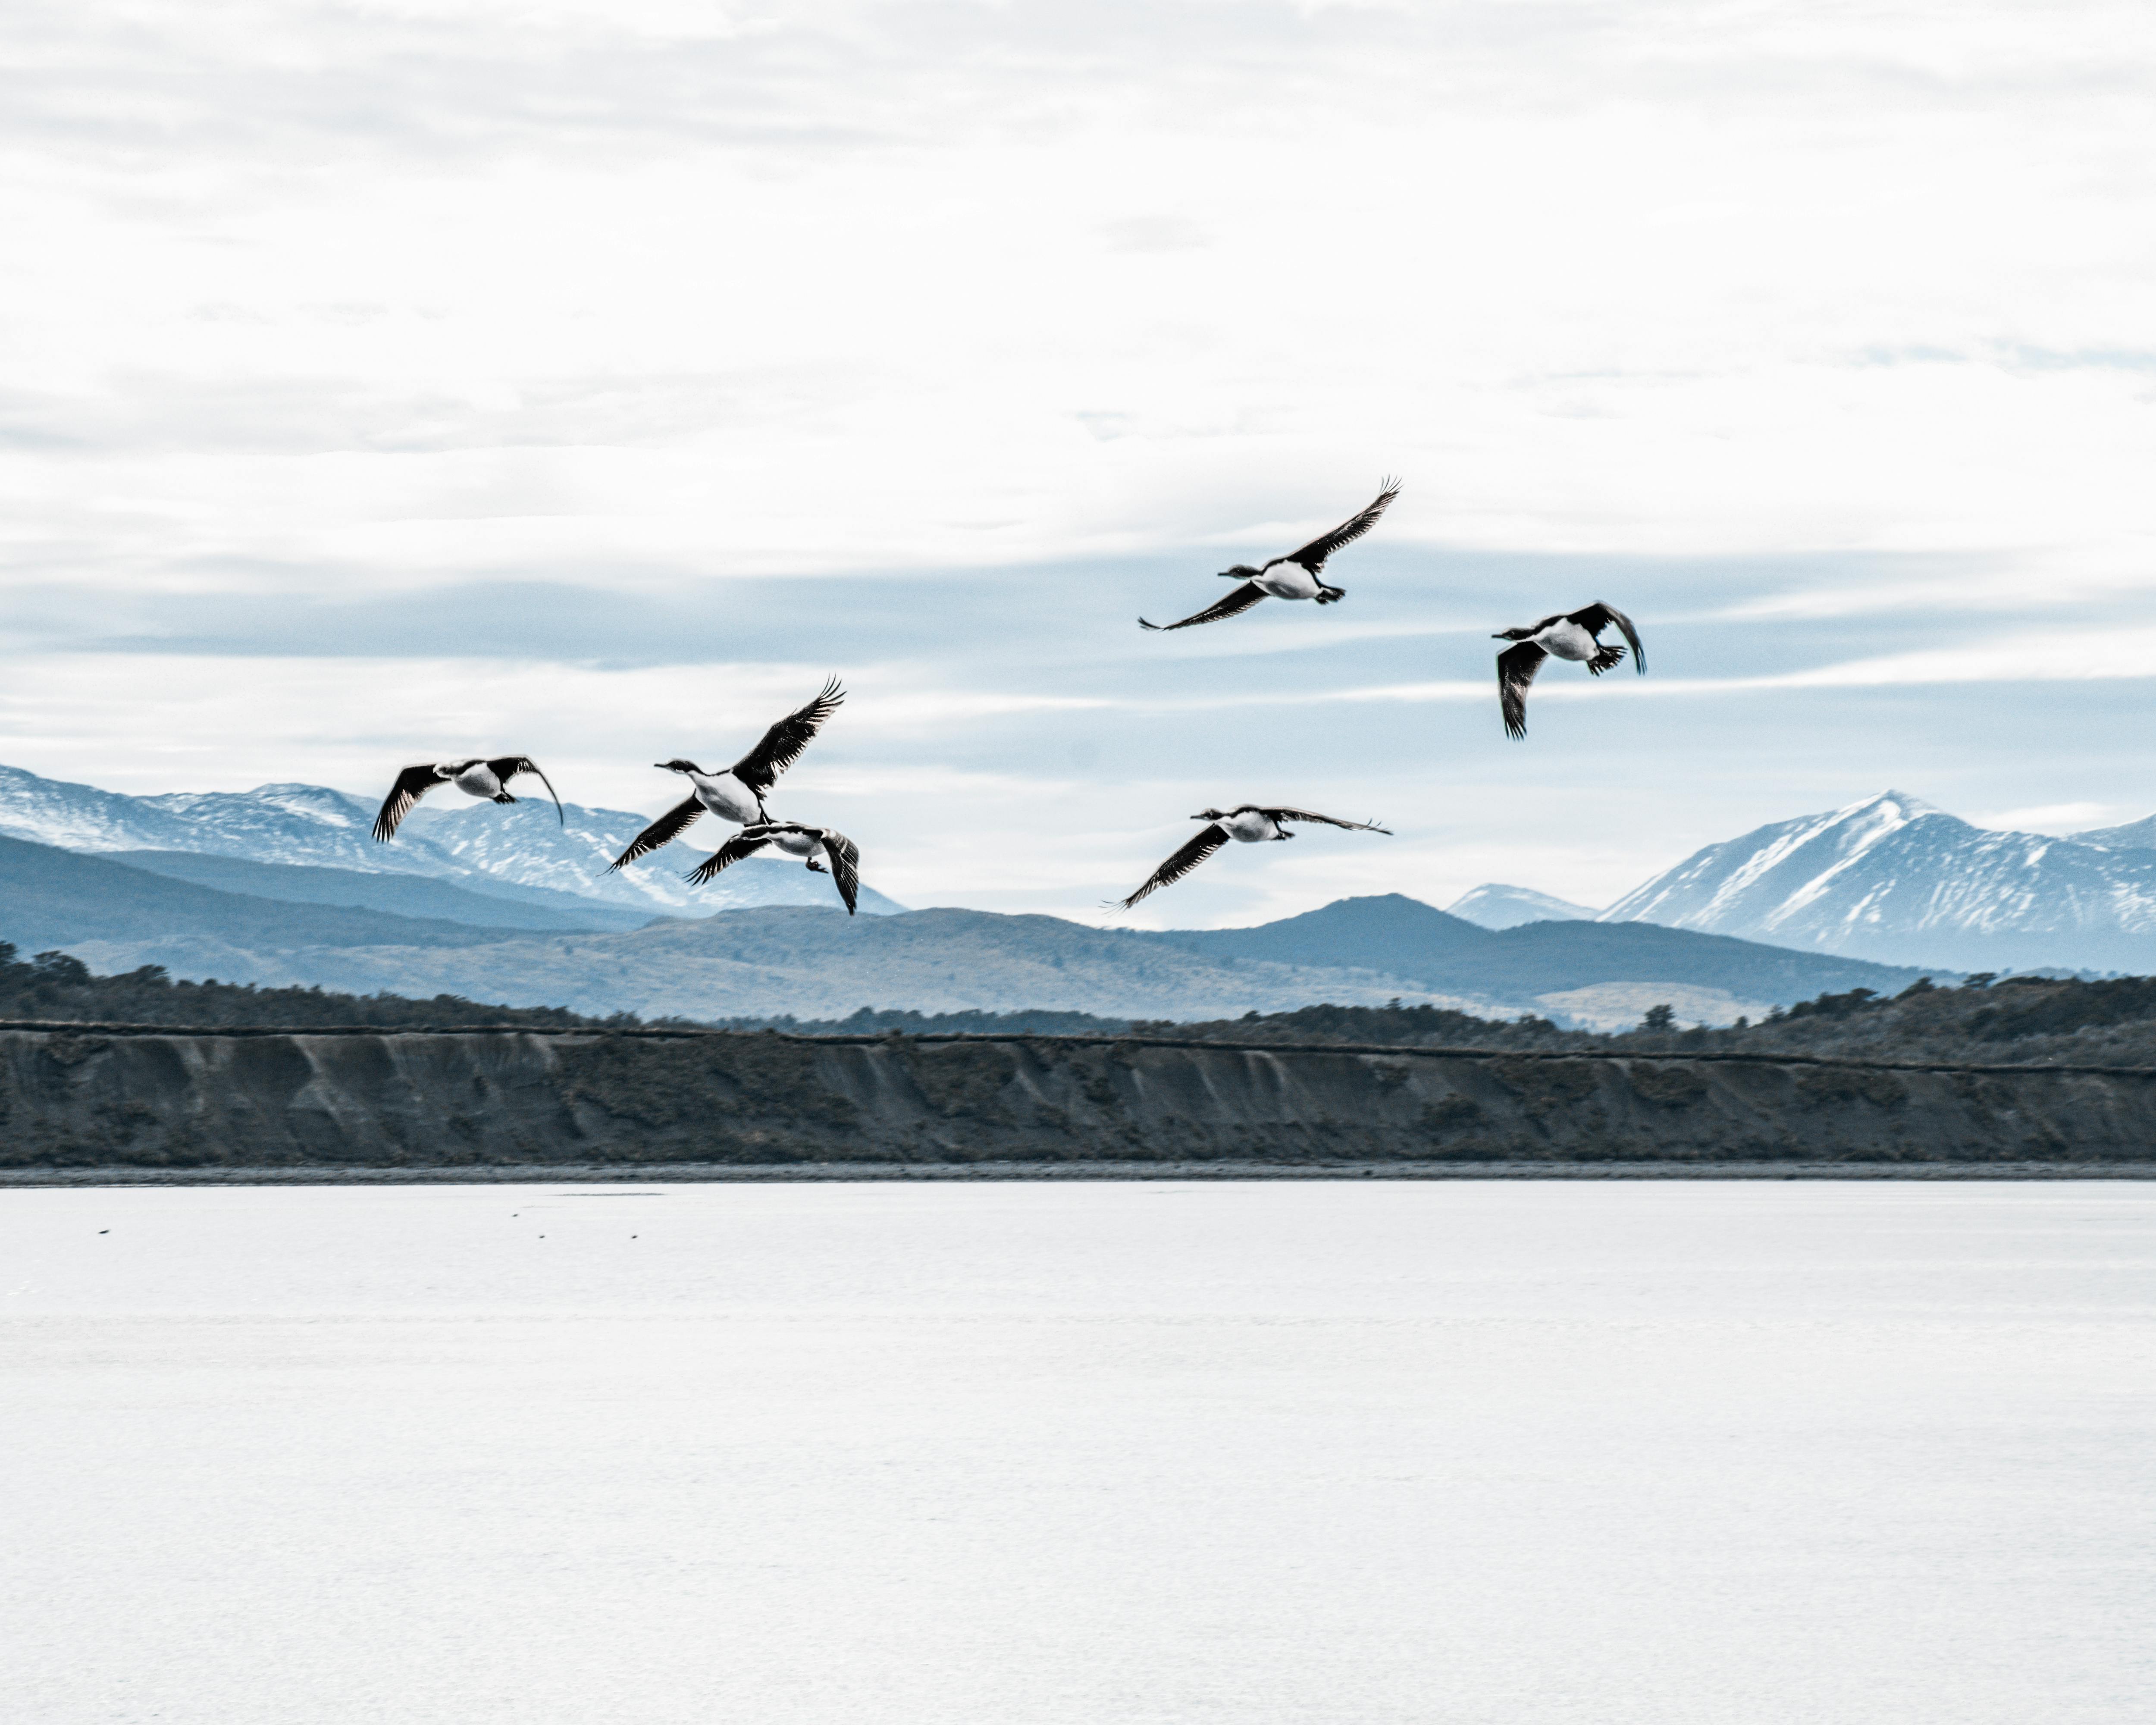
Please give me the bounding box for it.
[1445,882,1599,930]
[0,764,467,877]
[0,762,905,916]
[1600,790,2156,972]
[0,764,270,857]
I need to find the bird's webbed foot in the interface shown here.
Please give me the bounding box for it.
[807,859,826,873]
[493,793,518,803]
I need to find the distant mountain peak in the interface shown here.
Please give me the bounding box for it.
[1446,882,1598,931]
[1844,788,1950,823]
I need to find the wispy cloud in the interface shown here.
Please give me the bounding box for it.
[4,1,2155,922]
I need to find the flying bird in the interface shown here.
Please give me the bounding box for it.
[371,757,562,843]
[1139,478,1401,632]
[609,678,845,871]
[686,820,862,915]
[1493,603,1646,739]
[1108,805,1391,911]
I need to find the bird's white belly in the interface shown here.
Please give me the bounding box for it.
[452,763,499,797]
[694,774,761,825]
[1223,810,1276,842]
[1255,564,1320,601]
[1537,620,1597,662]
[768,829,818,858]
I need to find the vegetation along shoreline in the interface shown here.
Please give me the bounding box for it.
[9,1022,2156,1176]
[12,945,2156,1176]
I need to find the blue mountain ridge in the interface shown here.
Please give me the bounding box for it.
[3,837,1941,1027]
[1144,895,1941,1000]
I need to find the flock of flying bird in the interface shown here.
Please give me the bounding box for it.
[368,480,1645,914]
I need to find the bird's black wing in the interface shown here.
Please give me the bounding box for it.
[372,765,443,842]
[731,677,845,794]
[1283,476,1401,571]
[1139,581,1269,632]
[1260,809,1393,834]
[1108,826,1229,910]
[609,794,706,871]
[1568,602,1646,674]
[684,828,774,885]
[818,829,862,915]
[490,756,564,825]
[1498,641,1547,739]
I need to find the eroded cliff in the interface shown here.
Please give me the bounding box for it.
[4,1025,2153,1169]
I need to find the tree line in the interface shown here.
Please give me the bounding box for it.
[0,944,627,1031]
[9,939,2156,1064]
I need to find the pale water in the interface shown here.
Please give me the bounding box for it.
[3,1180,2152,1724]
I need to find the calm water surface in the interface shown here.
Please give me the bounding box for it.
[4,1180,2153,1724]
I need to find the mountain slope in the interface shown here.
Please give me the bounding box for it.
[1445,882,1599,929]
[106,851,657,934]
[1600,790,2156,971]
[0,836,542,956]
[2074,815,2156,853]
[0,764,215,853]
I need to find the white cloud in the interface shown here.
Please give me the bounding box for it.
[4,0,2155,926]
[1973,800,2130,834]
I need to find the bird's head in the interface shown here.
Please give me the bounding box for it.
[1218,563,1262,580]
[1492,627,1535,641]
[1194,808,1227,821]
[655,758,700,774]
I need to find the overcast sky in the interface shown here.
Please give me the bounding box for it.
[3,0,2154,925]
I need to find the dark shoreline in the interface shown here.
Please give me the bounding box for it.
[7,1159,2154,1188]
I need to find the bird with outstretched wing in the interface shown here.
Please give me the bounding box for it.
[371,756,563,842]
[1139,479,1400,631]
[608,680,846,872]
[1108,805,1391,910]
[731,677,846,797]
[686,819,862,915]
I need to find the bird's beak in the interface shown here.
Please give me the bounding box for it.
[1490,633,1504,639]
